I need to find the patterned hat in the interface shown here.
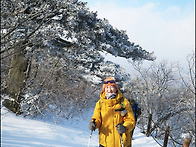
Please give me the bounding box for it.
[102,77,118,92]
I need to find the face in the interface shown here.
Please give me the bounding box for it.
[105,85,117,95]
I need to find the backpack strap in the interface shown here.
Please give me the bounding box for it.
[118,97,125,110]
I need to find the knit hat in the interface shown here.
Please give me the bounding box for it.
[102,77,118,92]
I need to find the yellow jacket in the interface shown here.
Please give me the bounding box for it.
[91,90,135,147]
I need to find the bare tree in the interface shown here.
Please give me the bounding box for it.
[128,57,195,146]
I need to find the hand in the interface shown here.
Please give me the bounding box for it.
[116,124,126,134]
[89,121,96,131]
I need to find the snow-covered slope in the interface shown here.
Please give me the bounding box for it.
[1,107,163,147]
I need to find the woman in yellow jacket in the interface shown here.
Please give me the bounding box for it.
[89,77,135,147]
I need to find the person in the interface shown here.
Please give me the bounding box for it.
[89,77,135,147]
[128,98,141,138]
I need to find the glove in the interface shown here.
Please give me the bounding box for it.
[116,124,126,134]
[89,120,96,131]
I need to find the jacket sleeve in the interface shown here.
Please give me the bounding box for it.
[91,100,102,129]
[123,98,135,132]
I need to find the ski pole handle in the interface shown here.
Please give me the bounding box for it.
[116,121,124,136]
[92,119,96,131]
[116,121,124,147]
[88,119,96,147]
[89,118,96,132]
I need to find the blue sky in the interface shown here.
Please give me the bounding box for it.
[83,0,195,71]
[85,0,194,9]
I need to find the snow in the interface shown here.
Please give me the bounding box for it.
[1,107,162,147]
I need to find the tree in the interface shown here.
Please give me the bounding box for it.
[127,55,195,146]
[1,0,154,116]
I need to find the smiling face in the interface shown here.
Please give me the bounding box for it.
[105,85,117,95]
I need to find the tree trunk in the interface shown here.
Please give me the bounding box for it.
[163,126,170,147]
[146,113,152,137]
[183,138,191,147]
[3,46,28,114]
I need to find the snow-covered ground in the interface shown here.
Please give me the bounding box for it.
[1,107,163,147]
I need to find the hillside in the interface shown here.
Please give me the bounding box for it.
[1,107,165,147]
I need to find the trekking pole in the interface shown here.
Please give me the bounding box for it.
[115,108,127,147]
[120,134,124,147]
[87,119,96,147]
[116,121,124,147]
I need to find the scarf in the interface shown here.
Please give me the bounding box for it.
[106,93,117,99]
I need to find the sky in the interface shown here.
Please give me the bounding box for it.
[84,0,195,71]
[1,107,166,147]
